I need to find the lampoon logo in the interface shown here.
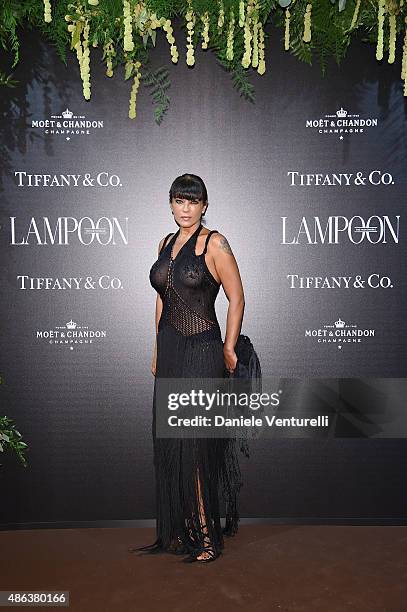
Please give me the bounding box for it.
[305,317,376,349]
[306,107,378,140]
[31,108,104,140]
[36,319,107,349]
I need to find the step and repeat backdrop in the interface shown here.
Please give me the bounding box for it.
[1,21,406,526]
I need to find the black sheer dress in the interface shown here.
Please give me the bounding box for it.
[134,222,245,562]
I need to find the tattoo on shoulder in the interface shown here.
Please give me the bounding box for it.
[218,235,233,255]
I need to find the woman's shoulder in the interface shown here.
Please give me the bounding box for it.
[203,229,233,255]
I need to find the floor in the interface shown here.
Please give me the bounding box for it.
[1,524,406,611]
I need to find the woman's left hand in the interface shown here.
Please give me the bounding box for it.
[223,345,237,374]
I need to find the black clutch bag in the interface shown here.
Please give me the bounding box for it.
[225,334,262,381]
[223,334,262,456]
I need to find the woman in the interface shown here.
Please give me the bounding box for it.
[135,173,245,563]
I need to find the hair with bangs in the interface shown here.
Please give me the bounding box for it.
[169,174,208,204]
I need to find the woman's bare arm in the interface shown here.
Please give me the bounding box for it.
[151,236,170,375]
[207,233,245,370]
[154,234,171,332]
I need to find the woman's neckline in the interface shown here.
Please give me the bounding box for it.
[170,222,203,261]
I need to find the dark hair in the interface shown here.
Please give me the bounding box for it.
[169,173,208,204]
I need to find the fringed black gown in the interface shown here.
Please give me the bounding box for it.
[137,222,245,560]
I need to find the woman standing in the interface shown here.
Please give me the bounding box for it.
[136,173,245,563]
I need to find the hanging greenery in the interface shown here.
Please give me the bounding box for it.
[1,0,406,124]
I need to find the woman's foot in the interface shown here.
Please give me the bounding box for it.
[182,545,220,563]
[182,523,220,563]
[196,530,215,561]
[196,548,218,562]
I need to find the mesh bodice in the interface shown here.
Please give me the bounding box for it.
[150,223,222,337]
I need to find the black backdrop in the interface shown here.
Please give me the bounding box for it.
[1,19,406,527]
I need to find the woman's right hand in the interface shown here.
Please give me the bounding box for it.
[151,353,157,376]
[223,345,238,374]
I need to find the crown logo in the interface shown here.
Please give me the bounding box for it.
[62,108,73,119]
[336,107,347,118]
[66,319,77,329]
[335,318,345,328]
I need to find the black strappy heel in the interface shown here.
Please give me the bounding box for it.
[182,523,221,564]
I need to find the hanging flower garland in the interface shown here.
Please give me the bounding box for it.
[201,11,210,49]
[389,2,397,63]
[376,0,386,60]
[123,0,135,52]
[103,39,116,78]
[186,0,196,66]
[218,0,225,30]
[163,18,179,62]
[1,0,407,123]
[257,19,265,75]
[285,7,291,51]
[226,6,235,61]
[349,0,361,29]
[303,2,312,43]
[44,0,52,22]
[128,60,142,118]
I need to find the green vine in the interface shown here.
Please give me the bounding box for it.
[0,1,406,123]
[141,66,171,123]
[0,416,28,468]
[0,375,28,468]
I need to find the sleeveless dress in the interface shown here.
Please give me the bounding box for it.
[137,222,244,560]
